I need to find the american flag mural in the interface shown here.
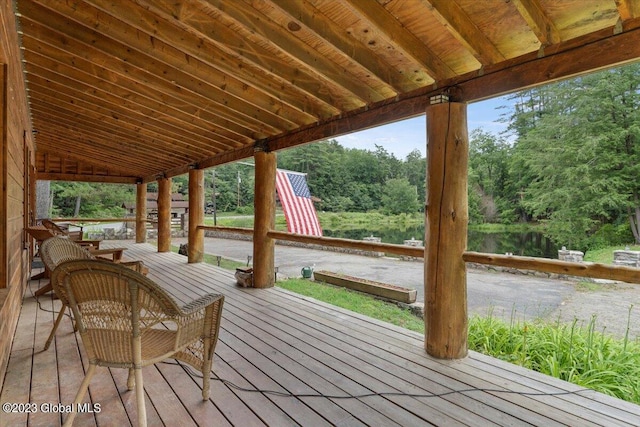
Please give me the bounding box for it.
[275,169,322,236]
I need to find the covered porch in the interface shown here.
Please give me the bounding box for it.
[3,1,640,425]
[2,242,639,426]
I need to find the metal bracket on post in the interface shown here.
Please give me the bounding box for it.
[254,139,270,153]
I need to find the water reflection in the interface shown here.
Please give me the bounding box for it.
[323,227,558,258]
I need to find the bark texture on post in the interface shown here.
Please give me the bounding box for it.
[188,169,204,263]
[136,183,147,243]
[253,149,276,288]
[157,177,171,252]
[425,101,469,359]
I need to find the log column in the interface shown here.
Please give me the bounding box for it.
[253,147,276,288]
[157,177,171,252]
[188,168,204,263]
[425,101,468,359]
[135,183,147,243]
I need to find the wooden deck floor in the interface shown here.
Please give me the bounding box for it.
[2,242,639,426]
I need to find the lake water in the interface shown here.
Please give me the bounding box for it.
[322,226,559,258]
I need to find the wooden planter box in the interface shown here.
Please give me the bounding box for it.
[313,270,416,304]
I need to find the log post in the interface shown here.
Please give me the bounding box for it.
[157,177,171,252]
[188,168,204,263]
[425,101,468,359]
[135,182,147,243]
[253,148,276,288]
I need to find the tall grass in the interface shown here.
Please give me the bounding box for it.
[468,307,640,404]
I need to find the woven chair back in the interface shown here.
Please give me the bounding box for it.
[52,259,181,367]
[40,237,95,306]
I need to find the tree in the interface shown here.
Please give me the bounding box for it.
[51,182,134,217]
[402,149,426,209]
[468,129,512,222]
[506,63,640,248]
[381,178,419,215]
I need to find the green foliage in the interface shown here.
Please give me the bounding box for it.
[506,63,640,249]
[50,182,133,217]
[277,140,425,214]
[469,312,640,404]
[381,178,419,214]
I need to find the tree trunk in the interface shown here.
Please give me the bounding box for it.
[630,207,640,244]
[36,180,51,219]
[74,195,81,217]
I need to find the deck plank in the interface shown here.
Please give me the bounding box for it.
[3,242,640,427]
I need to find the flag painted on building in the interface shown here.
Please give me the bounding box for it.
[275,169,322,236]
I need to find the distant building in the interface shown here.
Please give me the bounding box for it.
[123,193,189,219]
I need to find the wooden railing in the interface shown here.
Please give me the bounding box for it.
[198,225,253,236]
[198,226,640,285]
[50,217,137,223]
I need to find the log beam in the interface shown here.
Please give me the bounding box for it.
[188,168,204,263]
[253,148,276,288]
[135,182,147,243]
[425,101,468,359]
[157,177,171,252]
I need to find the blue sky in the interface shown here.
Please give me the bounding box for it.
[335,96,512,159]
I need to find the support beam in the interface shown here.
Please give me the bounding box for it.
[188,168,204,263]
[136,183,147,243]
[157,177,171,252]
[253,148,276,288]
[425,101,468,359]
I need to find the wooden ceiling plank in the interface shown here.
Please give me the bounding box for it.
[124,2,348,120]
[22,55,244,153]
[26,72,228,157]
[35,137,155,178]
[29,100,198,164]
[512,0,562,45]
[18,9,281,140]
[254,0,416,93]
[22,0,305,132]
[37,171,139,184]
[425,0,506,64]
[28,84,217,155]
[20,27,276,140]
[31,114,180,166]
[108,0,343,121]
[33,125,176,173]
[77,0,313,132]
[26,75,222,158]
[36,149,136,179]
[343,0,456,79]
[197,0,385,104]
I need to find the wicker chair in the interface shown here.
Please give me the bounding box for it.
[41,219,101,248]
[39,236,147,350]
[51,259,224,427]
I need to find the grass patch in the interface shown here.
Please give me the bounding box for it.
[276,279,425,333]
[574,281,605,292]
[584,245,640,264]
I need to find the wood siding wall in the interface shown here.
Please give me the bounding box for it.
[0,0,35,389]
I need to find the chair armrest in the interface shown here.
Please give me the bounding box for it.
[120,260,149,275]
[179,293,224,316]
[89,247,126,262]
